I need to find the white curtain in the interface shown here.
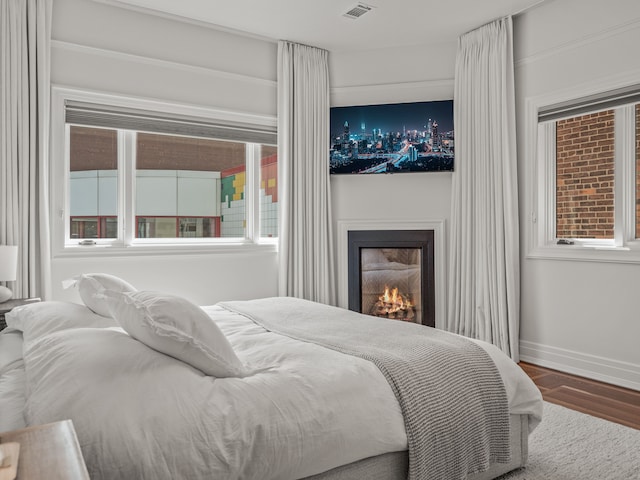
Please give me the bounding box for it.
[447,16,520,360]
[277,41,336,305]
[0,0,52,300]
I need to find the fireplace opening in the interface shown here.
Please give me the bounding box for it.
[348,230,435,327]
[362,248,420,322]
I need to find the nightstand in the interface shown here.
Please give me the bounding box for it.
[0,420,89,479]
[0,298,40,331]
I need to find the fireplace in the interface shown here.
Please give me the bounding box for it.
[347,230,435,327]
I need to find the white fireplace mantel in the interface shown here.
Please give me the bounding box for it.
[336,219,446,330]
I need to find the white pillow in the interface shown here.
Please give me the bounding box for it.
[64,273,137,317]
[104,290,248,378]
[5,301,118,345]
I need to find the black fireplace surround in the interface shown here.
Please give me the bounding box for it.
[347,230,435,328]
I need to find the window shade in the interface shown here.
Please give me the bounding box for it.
[65,101,277,145]
[538,84,640,122]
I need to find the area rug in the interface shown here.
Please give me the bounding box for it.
[497,401,640,479]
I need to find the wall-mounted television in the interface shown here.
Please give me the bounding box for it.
[330,100,454,174]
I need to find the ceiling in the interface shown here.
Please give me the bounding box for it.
[106,0,545,53]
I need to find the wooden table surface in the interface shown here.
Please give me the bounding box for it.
[0,420,89,480]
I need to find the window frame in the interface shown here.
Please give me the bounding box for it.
[51,86,278,258]
[527,80,640,263]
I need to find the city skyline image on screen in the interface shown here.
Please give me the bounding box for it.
[330,100,454,174]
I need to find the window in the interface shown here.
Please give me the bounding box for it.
[52,87,278,254]
[532,83,640,261]
[260,146,278,238]
[555,110,615,241]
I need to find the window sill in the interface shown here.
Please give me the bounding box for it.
[526,244,640,264]
[53,241,278,259]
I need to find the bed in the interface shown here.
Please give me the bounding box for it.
[0,274,543,480]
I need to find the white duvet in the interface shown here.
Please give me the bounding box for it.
[6,304,542,480]
[0,330,27,432]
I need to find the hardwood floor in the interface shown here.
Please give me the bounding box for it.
[518,362,640,430]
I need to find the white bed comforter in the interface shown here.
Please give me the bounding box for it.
[8,304,541,480]
[0,330,27,432]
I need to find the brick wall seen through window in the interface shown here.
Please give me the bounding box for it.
[555,110,615,239]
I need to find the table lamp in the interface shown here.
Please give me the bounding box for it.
[0,246,18,303]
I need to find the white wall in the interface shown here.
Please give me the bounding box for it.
[514,0,640,389]
[50,0,279,305]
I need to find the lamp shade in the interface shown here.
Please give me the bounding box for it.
[0,246,18,281]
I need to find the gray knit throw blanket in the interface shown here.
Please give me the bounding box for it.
[219,297,511,480]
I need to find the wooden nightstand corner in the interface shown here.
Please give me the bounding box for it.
[0,420,89,480]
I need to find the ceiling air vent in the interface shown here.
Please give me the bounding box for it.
[343,3,374,20]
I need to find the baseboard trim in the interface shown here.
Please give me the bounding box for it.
[520,340,640,391]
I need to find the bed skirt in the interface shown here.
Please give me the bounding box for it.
[304,414,528,480]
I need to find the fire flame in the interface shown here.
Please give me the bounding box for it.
[372,285,414,321]
[379,286,411,311]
